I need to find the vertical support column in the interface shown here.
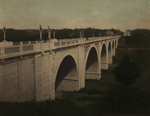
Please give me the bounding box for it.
[78,45,85,89]
[2,27,7,42]
[106,41,109,69]
[50,39,54,49]
[93,33,94,38]
[33,55,37,101]
[99,32,101,37]
[39,25,44,54]
[40,41,44,54]
[17,59,21,102]
[0,65,3,101]
[112,40,115,56]
[116,38,118,48]
[39,25,43,41]
[47,26,51,40]
[20,41,23,52]
[97,42,101,80]
[80,29,82,38]
[101,41,108,70]
[82,29,84,38]
[108,41,112,64]
[50,51,55,100]
[47,26,51,49]
[53,30,55,39]
[79,29,82,44]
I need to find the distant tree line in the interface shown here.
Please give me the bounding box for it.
[0,28,121,42]
[130,29,150,36]
[123,34,150,48]
[120,29,150,48]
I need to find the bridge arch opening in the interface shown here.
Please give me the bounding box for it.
[108,42,112,64]
[85,47,100,79]
[101,44,108,69]
[55,55,79,91]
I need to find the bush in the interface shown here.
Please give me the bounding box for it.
[113,55,140,87]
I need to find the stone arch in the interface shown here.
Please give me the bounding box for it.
[85,45,100,65]
[101,42,108,69]
[108,41,112,64]
[55,55,79,91]
[85,47,100,80]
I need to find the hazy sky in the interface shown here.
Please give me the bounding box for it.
[0,0,150,31]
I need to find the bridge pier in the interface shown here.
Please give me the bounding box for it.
[101,63,108,70]
[78,45,85,89]
[108,57,112,64]
[101,52,108,70]
[112,47,115,56]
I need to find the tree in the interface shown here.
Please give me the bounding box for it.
[113,55,140,87]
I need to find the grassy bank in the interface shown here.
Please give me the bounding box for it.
[0,63,149,116]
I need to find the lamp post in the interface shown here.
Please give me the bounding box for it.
[39,25,43,41]
[82,29,84,38]
[47,26,51,40]
[93,33,94,38]
[80,29,82,38]
[53,30,55,39]
[3,27,7,42]
[99,32,101,37]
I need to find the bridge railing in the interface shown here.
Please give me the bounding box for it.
[0,44,34,55]
[13,41,37,46]
[54,38,80,48]
[0,36,119,59]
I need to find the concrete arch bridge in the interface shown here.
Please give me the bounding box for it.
[0,36,119,102]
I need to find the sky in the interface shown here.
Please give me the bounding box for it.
[0,0,150,31]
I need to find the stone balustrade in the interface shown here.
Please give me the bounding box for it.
[0,36,119,60]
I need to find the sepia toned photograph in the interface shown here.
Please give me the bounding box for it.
[0,0,150,115]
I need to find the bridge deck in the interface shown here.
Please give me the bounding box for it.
[0,36,119,60]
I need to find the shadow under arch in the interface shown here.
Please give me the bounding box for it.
[55,55,79,91]
[101,43,108,69]
[108,42,112,64]
[85,47,100,80]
